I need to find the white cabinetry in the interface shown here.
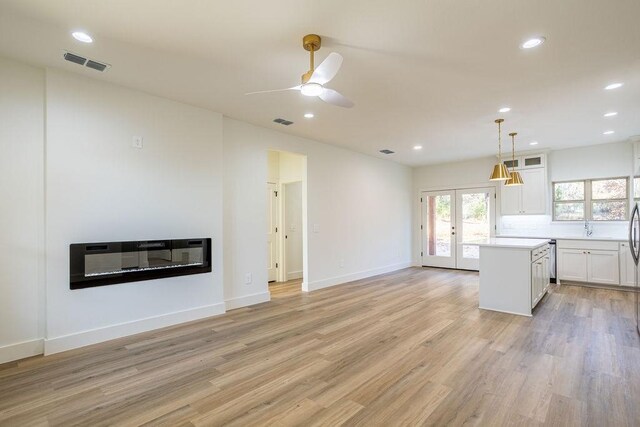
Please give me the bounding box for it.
[479,239,550,316]
[557,240,620,286]
[531,246,551,309]
[620,242,636,287]
[500,153,546,215]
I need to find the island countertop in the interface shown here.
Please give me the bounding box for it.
[473,238,550,250]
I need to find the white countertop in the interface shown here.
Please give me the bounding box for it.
[473,238,550,249]
[497,234,626,242]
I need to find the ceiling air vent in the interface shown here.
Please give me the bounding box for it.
[63,51,111,72]
[86,60,108,72]
[379,149,395,154]
[63,52,87,65]
[273,118,294,126]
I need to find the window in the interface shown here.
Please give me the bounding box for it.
[553,181,585,221]
[635,177,640,203]
[553,177,628,221]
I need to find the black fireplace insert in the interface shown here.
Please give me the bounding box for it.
[70,238,211,289]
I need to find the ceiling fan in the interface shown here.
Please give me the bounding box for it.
[246,34,354,108]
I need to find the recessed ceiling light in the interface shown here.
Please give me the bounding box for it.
[72,31,93,43]
[498,107,511,113]
[603,112,618,117]
[603,130,615,135]
[304,113,314,118]
[604,83,623,90]
[529,141,539,146]
[521,37,545,49]
[413,145,423,150]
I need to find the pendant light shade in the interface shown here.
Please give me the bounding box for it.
[489,118,510,181]
[490,164,511,181]
[505,132,524,186]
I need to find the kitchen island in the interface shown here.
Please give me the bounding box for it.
[476,238,551,316]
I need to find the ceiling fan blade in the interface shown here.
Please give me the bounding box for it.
[245,86,301,95]
[308,52,343,85]
[318,88,354,108]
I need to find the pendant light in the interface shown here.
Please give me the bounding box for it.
[505,132,524,186]
[489,118,510,181]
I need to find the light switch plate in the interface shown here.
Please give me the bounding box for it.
[132,136,143,149]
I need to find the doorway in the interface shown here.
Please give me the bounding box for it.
[421,187,495,270]
[266,150,307,291]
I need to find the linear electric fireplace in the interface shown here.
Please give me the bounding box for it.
[70,238,211,289]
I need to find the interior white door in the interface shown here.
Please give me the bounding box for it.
[283,182,303,281]
[267,183,278,282]
[421,191,456,268]
[455,188,496,270]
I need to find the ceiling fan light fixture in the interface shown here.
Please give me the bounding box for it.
[300,83,323,97]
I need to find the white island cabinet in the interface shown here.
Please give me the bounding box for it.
[477,238,551,316]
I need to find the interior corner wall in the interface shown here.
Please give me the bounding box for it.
[0,57,45,363]
[223,117,413,301]
[43,68,225,354]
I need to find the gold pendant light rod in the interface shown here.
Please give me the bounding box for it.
[489,118,511,181]
[505,131,524,186]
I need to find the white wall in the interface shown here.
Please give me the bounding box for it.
[223,118,413,301]
[44,69,225,354]
[0,55,413,361]
[0,57,45,362]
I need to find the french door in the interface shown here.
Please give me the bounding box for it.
[421,187,495,271]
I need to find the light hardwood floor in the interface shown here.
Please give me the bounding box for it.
[1,267,639,426]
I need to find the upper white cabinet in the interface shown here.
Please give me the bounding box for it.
[500,153,547,215]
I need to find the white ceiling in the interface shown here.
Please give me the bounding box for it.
[0,0,638,166]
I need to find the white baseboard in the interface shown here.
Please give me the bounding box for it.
[225,291,271,311]
[0,339,44,364]
[306,261,412,292]
[44,302,226,355]
[286,270,303,280]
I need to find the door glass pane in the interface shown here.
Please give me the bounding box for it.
[426,195,451,257]
[460,192,490,259]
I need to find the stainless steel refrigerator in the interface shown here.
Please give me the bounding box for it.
[630,203,640,335]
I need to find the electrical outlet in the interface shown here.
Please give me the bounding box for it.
[244,273,252,284]
[132,136,143,149]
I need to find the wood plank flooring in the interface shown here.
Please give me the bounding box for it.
[1,267,639,426]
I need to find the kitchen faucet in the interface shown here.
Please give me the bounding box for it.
[584,220,593,237]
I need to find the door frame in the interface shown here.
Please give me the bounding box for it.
[420,184,497,270]
[267,182,279,282]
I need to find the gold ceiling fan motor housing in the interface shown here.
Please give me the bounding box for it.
[301,34,321,84]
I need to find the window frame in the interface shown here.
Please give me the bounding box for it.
[552,180,586,221]
[552,176,629,222]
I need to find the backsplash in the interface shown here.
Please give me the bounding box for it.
[499,215,628,240]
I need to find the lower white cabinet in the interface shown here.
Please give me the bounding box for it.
[558,249,588,282]
[531,249,551,309]
[558,241,620,286]
[620,242,636,287]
